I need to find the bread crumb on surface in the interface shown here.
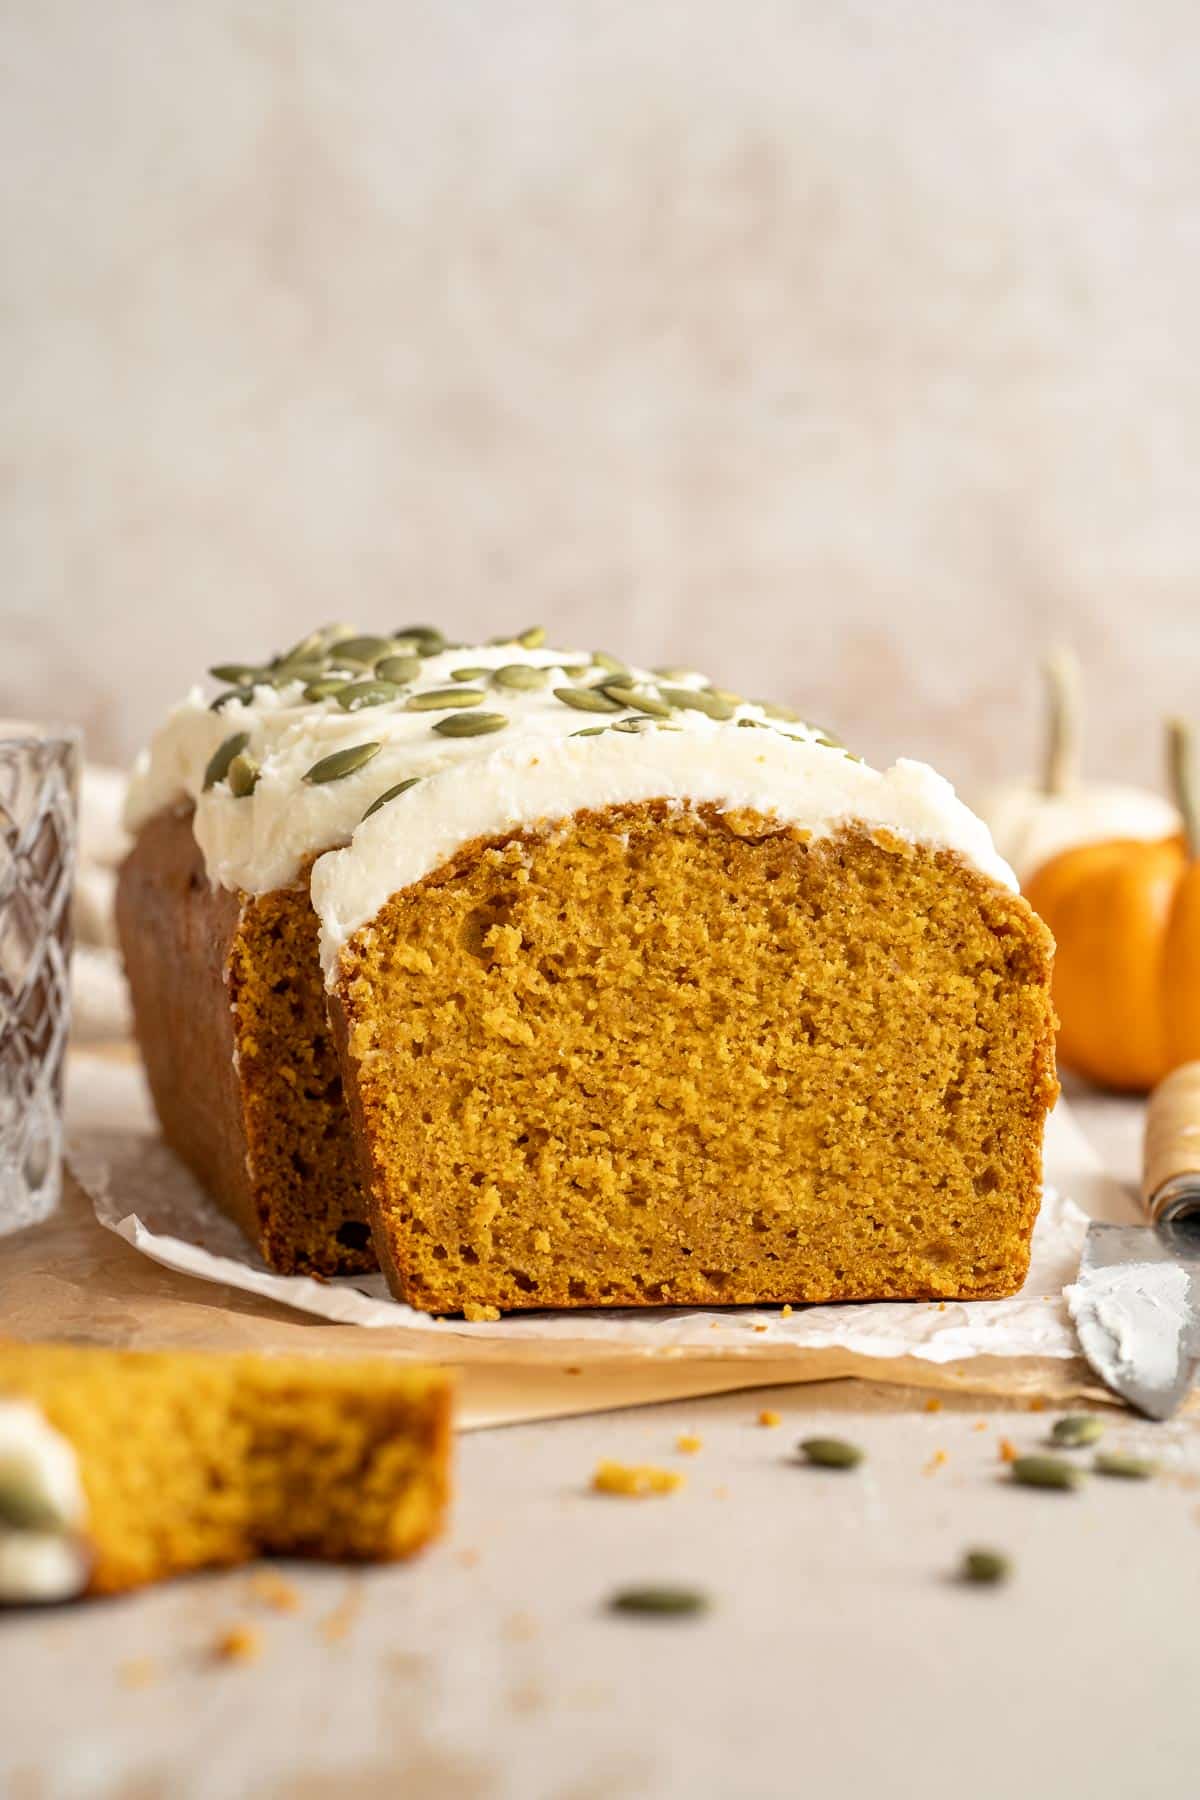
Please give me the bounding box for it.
[676,1433,703,1454]
[118,1658,158,1690]
[757,1410,781,1428]
[320,1583,364,1645]
[213,1624,262,1666]
[752,1324,768,1333]
[999,1437,1019,1463]
[247,1570,301,1613]
[463,1303,501,1323]
[1028,1397,1047,1412]
[592,1460,685,1497]
[781,1305,793,1317]
[923,1450,948,1475]
[924,1397,942,1413]
[973,1420,989,1432]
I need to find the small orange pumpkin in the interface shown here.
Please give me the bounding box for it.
[1024,720,1200,1092]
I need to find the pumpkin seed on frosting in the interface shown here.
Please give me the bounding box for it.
[303,742,383,784]
[303,677,351,702]
[203,732,251,790]
[757,701,803,723]
[336,680,403,711]
[450,666,492,682]
[374,655,423,685]
[591,651,628,676]
[362,776,422,821]
[405,688,486,711]
[555,686,624,714]
[210,687,254,712]
[431,711,508,737]
[660,687,735,722]
[517,625,547,648]
[227,752,260,798]
[492,664,549,692]
[612,716,651,733]
[327,635,396,669]
[600,684,672,718]
[396,624,446,656]
[209,663,267,687]
[571,727,607,738]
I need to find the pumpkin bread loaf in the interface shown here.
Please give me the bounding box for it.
[120,623,1057,1310]
[0,1344,452,1602]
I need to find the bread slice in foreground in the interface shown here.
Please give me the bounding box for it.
[329,804,1057,1315]
[0,1345,452,1600]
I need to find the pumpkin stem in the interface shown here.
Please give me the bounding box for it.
[1168,718,1200,858]
[1042,648,1081,796]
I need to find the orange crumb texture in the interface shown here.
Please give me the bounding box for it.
[999,1437,1019,1463]
[214,1624,262,1665]
[923,1397,942,1413]
[676,1433,703,1454]
[592,1460,685,1498]
[758,1410,781,1428]
[247,1570,301,1613]
[923,1449,948,1475]
[1028,1397,1047,1412]
[781,1305,793,1317]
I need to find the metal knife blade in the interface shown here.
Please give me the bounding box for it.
[1067,1218,1200,1420]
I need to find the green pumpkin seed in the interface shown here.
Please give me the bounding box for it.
[705,685,743,706]
[227,752,260,798]
[612,716,650,733]
[798,1437,863,1470]
[396,624,446,656]
[609,1585,708,1618]
[571,727,607,737]
[600,685,672,718]
[757,700,803,723]
[431,712,508,738]
[374,655,423,685]
[336,680,403,712]
[1094,1451,1157,1480]
[961,1548,1011,1586]
[1050,1415,1105,1449]
[203,732,250,790]
[326,635,395,668]
[362,776,422,821]
[210,688,254,712]
[450,666,492,682]
[1010,1455,1082,1491]
[303,677,351,702]
[560,664,589,678]
[591,651,629,676]
[517,625,547,648]
[555,686,624,714]
[209,662,266,687]
[406,687,486,711]
[660,687,735,722]
[654,666,694,682]
[303,742,382,784]
[737,717,769,729]
[492,664,549,691]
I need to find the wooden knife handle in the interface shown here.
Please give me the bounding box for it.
[1142,1061,1200,1223]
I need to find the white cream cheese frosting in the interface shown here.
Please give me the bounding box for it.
[0,1399,90,1604]
[124,627,1016,987]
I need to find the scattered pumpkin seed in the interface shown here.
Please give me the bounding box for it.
[374,655,423,685]
[517,625,547,648]
[561,663,589,678]
[1051,1415,1105,1449]
[303,677,351,702]
[210,688,254,712]
[303,742,382,784]
[555,686,624,714]
[1094,1451,1157,1480]
[405,687,486,711]
[450,666,492,682]
[327,634,395,668]
[203,732,250,790]
[798,1437,864,1470]
[609,1585,708,1618]
[362,777,422,821]
[591,651,628,675]
[227,752,259,798]
[600,684,672,718]
[612,716,650,734]
[431,712,508,738]
[1010,1455,1082,1491]
[660,687,735,722]
[397,624,446,655]
[705,685,743,706]
[492,664,549,691]
[757,700,803,723]
[209,662,266,686]
[654,666,694,681]
[961,1548,1011,1586]
[571,727,607,738]
[336,680,403,711]
[737,717,769,729]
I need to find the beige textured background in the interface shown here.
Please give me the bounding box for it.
[3,1,1199,793]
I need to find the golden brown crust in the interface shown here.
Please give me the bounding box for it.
[332,801,1058,1315]
[116,809,373,1276]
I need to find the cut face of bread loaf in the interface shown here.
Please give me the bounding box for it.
[118,627,1056,1309]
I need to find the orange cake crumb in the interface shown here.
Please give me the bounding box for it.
[758,1410,781,1428]
[999,1437,1019,1463]
[676,1434,703,1454]
[923,1450,948,1475]
[213,1624,262,1665]
[592,1460,685,1498]
[781,1305,793,1318]
[1028,1397,1047,1413]
[973,1421,989,1432]
[247,1571,301,1613]
[924,1397,942,1413]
